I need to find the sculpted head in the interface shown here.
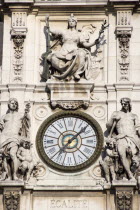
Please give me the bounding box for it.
[120,97,131,112]
[8,98,19,112]
[68,14,77,29]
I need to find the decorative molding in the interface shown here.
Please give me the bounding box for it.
[11,12,27,83]
[116,10,132,82]
[116,190,133,210]
[4,191,20,210]
[51,100,90,110]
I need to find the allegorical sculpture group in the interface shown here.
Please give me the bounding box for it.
[41,14,108,81]
[100,98,140,183]
[0,98,38,182]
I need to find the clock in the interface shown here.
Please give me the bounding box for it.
[36,111,104,172]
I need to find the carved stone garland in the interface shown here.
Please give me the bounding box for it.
[117,31,131,81]
[4,191,20,210]
[12,34,26,82]
[116,190,132,210]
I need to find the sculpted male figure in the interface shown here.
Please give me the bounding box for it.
[0,98,30,180]
[106,98,140,180]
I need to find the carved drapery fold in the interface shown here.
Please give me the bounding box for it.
[11,12,27,83]
[116,11,132,81]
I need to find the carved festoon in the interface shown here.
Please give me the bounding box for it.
[100,98,140,183]
[12,34,25,82]
[4,191,20,210]
[41,14,108,81]
[116,190,132,210]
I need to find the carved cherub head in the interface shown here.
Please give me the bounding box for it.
[20,140,32,150]
[106,138,115,150]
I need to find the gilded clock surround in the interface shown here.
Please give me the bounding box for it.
[36,111,104,173]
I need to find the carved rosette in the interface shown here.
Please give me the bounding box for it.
[4,191,20,210]
[11,12,27,83]
[116,11,132,81]
[116,190,132,210]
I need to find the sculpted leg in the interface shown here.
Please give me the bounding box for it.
[9,146,19,180]
[50,55,71,73]
[117,139,135,180]
[3,158,11,180]
[74,50,86,79]
[110,165,116,181]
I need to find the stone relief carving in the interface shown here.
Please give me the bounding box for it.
[116,190,132,210]
[116,11,132,81]
[12,34,25,82]
[100,98,140,183]
[11,12,27,83]
[0,98,41,182]
[41,14,108,81]
[118,31,131,81]
[4,191,20,210]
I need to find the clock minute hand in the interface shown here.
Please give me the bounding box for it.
[58,124,89,155]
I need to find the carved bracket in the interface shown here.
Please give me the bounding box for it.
[116,11,132,81]
[116,190,133,210]
[4,191,20,210]
[51,100,89,110]
[11,12,27,83]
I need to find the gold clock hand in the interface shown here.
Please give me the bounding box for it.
[58,124,88,155]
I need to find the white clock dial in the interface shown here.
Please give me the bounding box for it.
[37,112,104,172]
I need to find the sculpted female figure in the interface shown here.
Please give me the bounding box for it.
[44,14,104,81]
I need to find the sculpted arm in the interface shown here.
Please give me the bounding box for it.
[49,28,63,37]
[134,114,140,136]
[81,39,98,48]
[0,115,6,132]
[106,111,118,129]
[17,148,25,161]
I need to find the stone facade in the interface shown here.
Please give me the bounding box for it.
[0,0,140,210]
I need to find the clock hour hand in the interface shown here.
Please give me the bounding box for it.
[58,124,89,155]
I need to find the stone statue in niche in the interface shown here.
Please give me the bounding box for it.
[41,14,108,81]
[0,98,32,181]
[101,98,140,182]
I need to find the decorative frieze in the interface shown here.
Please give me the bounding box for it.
[11,12,27,83]
[4,191,20,210]
[116,11,132,81]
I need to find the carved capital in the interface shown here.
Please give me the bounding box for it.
[51,100,89,110]
[4,191,20,210]
[116,190,133,210]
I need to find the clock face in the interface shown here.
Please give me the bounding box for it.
[36,111,104,172]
